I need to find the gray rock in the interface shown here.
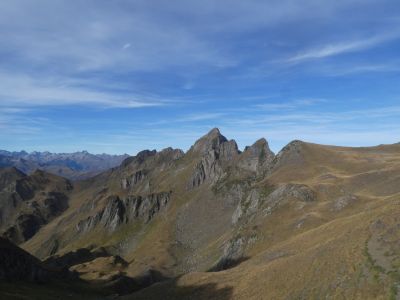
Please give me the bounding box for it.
[188,129,240,189]
[233,183,315,224]
[121,170,146,189]
[238,138,275,174]
[190,150,223,188]
[191,128,228,155]
[332,194,358,211]
[76,192,172,233]
[265,183,315,208]
[232,189,261,224]
[219,140,240,161]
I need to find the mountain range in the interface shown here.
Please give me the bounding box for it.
[0,150,129,180]
[1,128,400,299]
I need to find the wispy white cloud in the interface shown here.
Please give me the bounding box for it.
[286,33,400,63]
[0,72,166,108]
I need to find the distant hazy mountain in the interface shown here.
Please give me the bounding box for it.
[0,150,129,180]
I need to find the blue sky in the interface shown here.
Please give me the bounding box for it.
[1,0,400,155]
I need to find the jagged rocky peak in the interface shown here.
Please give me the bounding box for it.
[188,128,241,189]
[237,138,275,173]
[244,138,274,159]
[192,128,229,154]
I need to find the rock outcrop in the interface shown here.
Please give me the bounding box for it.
[238,138,275,174]
[191,128,229,155]
[190,150,223,188]
[189,128,240,188]
[76,191,172,233]
[121,170,146,189]
[233,183,316,224]
[332,194,358,211]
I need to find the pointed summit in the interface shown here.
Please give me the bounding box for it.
[238,138,275,173]
[244,138,273,157]
[191,128,228,154]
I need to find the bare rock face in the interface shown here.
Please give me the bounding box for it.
[211,233,258,271]
[121,170,146,189]
[238,138,275,174]
[191,128,228,155]
[232,189,260,224]
[220,140,240,161]
[189,130,276,190]
[213,236,245,271]
[189,128,240,189]
[190,150,223,188]
[233,183,316,224]
[76,192,171,233]
[264,183,315,209]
